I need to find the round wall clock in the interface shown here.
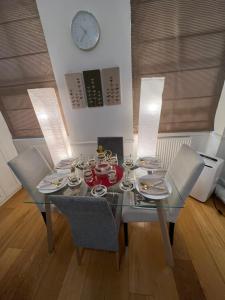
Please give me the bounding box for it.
[71,10,100,50]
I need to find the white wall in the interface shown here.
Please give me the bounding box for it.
[132,131,210,159]
[214,83,225,179]
[204,82,225,157]
[215,82,225,136]
[217,128,225,179]
[137,78,165,157]
[0,113,18,162]
[36,0,133,156]
[0,113,21,205]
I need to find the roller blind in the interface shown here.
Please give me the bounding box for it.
[0,0,56,138]
[131,0,225,133]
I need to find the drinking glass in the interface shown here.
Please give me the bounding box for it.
[109,154,118,166]
[124,154,134,167]
[83,168,93,183]
[88,155,96,169]
[97,152,106,164]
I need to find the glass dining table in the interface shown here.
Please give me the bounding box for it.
[25,163,184,267]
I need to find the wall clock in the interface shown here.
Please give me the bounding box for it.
[71,10,100,50]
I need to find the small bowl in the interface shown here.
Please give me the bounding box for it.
[122,181,132,188]
[91,184,107,197]
[68,176,82,187]
[120,181,134,192]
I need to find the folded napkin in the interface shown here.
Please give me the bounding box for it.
[37,173,65,190]
[144,164,161,170]
[138,178,168,195]
[60,158,75,164]
[38,182,59,190]
[56,164,71,170]
[56,158,75,169]
[138,158,160,169]
[141,161,160,167]
[56,168,71,175]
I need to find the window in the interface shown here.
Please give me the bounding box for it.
[0,0,55,138]
[131,0,225,133]
[0,90,43,138]
[28,88,71,164]
[137,77,165,157]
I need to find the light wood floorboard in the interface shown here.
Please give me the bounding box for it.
[0,189,225,299]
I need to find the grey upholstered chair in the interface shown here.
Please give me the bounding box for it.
[8,147,52,223]
[98,137,124,165]
[122,144,204,246]
[49,195,123,270]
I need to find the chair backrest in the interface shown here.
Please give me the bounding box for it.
[8,147,52,212]
[166,144,204,221]
[97,137,124,164]
[49,196,119,252]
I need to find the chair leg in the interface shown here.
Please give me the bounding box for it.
[124,222,128,246]
[76,247,82,265]
[115,251,120,271]
[41,211,47,224]
[169,222,175,246]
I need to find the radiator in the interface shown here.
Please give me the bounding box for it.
[156,136,192,169]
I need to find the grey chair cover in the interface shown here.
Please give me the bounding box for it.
[122,144,204,223]
[8,147,52,212]
[49,195,123,252]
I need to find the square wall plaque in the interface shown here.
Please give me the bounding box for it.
[65,73,87,109]
[102,67,121,105]
[83,69,103,107]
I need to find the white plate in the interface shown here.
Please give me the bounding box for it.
[68,177,82,187]
[91,185,107,197]
[119,181,135,192]
[38,177,68,194]
[136,175,172,200]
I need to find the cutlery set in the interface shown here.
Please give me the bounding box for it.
[140,179,165,191]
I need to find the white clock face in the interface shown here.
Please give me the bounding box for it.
[71,11,100,50]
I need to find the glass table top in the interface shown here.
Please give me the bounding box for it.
[24,166,184,210]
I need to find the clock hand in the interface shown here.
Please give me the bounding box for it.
[80,25,87,34]
[80,31,86,43]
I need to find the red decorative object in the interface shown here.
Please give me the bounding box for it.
[84,165,124,187]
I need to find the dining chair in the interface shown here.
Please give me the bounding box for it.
[97,137,124,165]
[49,194,123,270]
[8,147,53,224]
[122,144,205,246]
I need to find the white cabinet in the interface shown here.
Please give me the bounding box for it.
[191,153,224,202]
[0,112,21,205]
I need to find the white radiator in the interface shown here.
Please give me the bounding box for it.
[156,136,192,169]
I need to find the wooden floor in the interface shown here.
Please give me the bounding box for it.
[1,189,225,300]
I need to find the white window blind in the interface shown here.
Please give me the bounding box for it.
[28,88,71,165]
[132,0,225,133]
